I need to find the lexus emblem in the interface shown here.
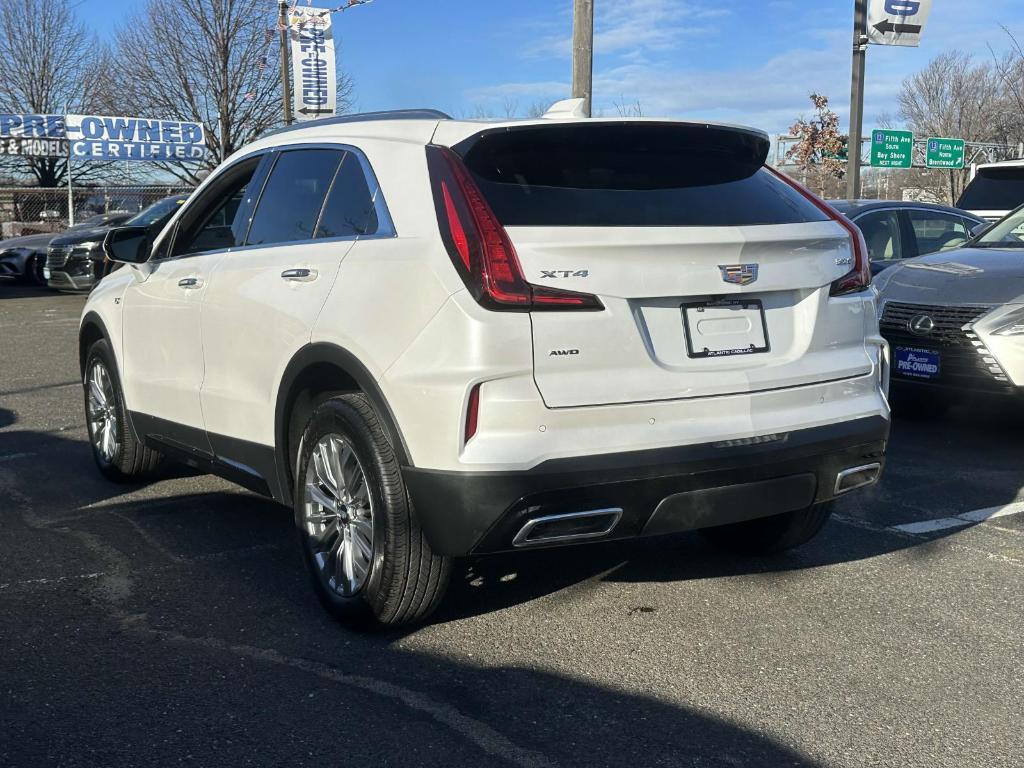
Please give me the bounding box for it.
[719,264,759,286]
[908,314,935,335]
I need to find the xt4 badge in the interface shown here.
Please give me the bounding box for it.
[540,270,589,279]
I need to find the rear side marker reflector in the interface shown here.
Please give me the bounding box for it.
[464,383,481,443]
[766,166,871,296]
[426,144,604,311]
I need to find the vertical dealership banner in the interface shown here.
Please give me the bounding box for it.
[867,0,933,47]
[0,114,68,156]
[64,115,207,161]
[289,7,337,120]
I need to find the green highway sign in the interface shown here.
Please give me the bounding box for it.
[925,137,966,169]
[870,129,914,168]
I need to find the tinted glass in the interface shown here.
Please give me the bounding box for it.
[957,167,1024,210]
[172,157,260,257]
[974,206,1024,247]
[461,124,828,227]
[126,196,186,227]
[856,210,903,261]
[316,153,379,238]
[246,149,343,245]
[907,210,968,255]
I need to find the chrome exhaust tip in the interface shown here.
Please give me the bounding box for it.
[512,508,623,547]
[834,463,882,496]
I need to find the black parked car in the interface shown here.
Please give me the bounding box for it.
[828,200,986,275]
[46,196,187,292]
[0,212,133,287]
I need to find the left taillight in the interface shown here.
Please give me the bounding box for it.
[426,144,603,311]
[766,166,871,296]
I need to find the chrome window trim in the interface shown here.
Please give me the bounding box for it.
[155,141,396,264]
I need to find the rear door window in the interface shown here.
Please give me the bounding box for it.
[316,153,379,238]
[246,149,344,246]
[458,123,828,227]
[907,210,969,255]
[957,167,1024,210]
[856,210,904,262]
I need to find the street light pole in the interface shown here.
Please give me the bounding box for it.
[278,0,293,125]
[846,0,868,200]
[572,0,594,117]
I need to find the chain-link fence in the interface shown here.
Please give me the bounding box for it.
[0,185,194,239]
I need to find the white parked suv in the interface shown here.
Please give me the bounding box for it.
[80,107,890,627]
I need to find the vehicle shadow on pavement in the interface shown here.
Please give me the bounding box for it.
[0,425,994,631]
[0,430,845,767]
[0,281,55,299]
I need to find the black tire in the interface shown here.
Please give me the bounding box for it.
[83,339,162,482]
[293,394,451,628]
[17,254,46,287]
[700,502,833,555]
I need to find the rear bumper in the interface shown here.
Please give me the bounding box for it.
[403,415,889,555]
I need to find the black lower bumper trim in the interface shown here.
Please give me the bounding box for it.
[403,416,889,556]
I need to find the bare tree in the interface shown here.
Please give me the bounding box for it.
[990,28,1024,147]
[898,51,1004,201]
[786,94,846,197]
[0,0,110,186]
[112,0,353,183]
[613,98,643,117]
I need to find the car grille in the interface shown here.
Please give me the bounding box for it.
[46,245,71,269]
[879,301,1013,391]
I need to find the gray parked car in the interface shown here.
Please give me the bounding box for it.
[828,200,986,276]
[0,212,133,286]
[874,203,1024,415]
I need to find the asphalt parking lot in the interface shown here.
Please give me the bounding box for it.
[0,284,1021,768]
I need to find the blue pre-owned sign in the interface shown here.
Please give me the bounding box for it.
[65,114,207,161]
[0,114,68,156]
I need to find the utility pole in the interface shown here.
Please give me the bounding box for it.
[846,0,867,200]
[572,0,594,118]
[278,0,293,125]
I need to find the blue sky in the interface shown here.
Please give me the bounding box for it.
[78,0,1024,136]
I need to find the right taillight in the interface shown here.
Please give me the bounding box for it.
[766,166,871,296]
[426,145,603,311]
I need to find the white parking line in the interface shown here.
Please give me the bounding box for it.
[890,501,1024,534]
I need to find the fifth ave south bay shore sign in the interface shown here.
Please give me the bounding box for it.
[0,113,206,161]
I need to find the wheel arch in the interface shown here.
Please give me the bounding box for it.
[79,311,115,377]
[274,343,413,504]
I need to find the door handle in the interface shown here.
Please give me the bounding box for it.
[281,268,318,282]
[178,277,203,289]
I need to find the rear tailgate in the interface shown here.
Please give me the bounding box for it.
[454,121,871,408]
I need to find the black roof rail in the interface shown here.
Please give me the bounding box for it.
[265,109,452,138]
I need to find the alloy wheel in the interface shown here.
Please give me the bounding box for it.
[86,361,118,462]
[303,434,375,596]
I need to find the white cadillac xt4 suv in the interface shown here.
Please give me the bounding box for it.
[80,107,890,627]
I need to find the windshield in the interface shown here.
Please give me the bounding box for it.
[957,167,1024,210]
[974,205,1024,247]
[126,196,186,227]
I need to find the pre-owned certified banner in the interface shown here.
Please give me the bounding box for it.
[0,114,67,156]
[65,114,207,161]
[289,7,337,121]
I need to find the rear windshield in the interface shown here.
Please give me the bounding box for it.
[957,167,1024,210]
[459,124,828,227]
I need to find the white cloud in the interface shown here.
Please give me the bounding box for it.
[525,0,729,59]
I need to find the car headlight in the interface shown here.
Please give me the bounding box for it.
[71,241,102,257]
[993,307,1024,336]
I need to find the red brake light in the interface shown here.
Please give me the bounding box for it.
[426,145,603,311]
[765,166,871,296]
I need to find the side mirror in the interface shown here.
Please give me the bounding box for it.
[103,226,151,264]
[970,222,991,238]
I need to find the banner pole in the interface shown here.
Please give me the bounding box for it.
[279,0,293,125]
[846,0,868,200]
[65,107,74,228]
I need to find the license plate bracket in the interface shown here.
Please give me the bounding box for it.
[894,346,940,379]
[682,299,770,359]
